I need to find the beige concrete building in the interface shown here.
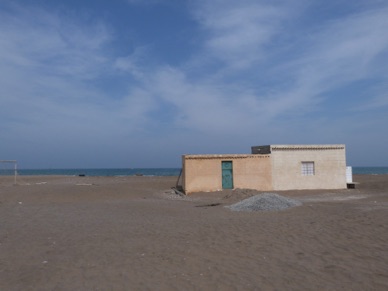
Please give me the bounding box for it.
[181,144,347,194]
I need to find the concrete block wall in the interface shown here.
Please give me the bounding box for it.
[182,155,222,193]
[270,145,347,190]
[182,154,272,194]
[233,155,272,191]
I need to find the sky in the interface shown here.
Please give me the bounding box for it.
[1,0,388,168]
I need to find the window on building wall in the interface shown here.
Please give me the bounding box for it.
[301,162,315,176]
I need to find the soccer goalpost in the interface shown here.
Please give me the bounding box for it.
[0,160,18,185]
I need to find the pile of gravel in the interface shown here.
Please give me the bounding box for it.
[226,193,302,212]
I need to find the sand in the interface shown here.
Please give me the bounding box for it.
[1,174,388,290]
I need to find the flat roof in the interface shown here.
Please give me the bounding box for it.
[184,145,346,159]
[269,144,345,150]
[183,154,270,159]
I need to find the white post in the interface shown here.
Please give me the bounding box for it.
[14,162,17,185]
[346,166,353,183]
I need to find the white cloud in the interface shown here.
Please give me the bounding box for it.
[0,6,111,80]
[2,0,388,167]
[0,4,149,142]
[191,0,292,69]
[138,2,388,141]
[131,66,265,137]
[237,4,388,119]
[121,2,388,139]
[297,8,388,92]
[114,47,149,79]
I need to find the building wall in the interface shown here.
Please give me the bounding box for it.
[270,145,347,190]
[182,154,272,194]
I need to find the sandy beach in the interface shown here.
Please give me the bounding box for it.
[1,174,388,290]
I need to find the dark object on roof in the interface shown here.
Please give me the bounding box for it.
[251,145,271,154]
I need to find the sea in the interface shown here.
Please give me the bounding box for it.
[1,168,182,177]
[0,167,388,176]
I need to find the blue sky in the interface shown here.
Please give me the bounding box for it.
[1,0,388,168]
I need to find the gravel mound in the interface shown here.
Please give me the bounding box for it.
[226,193,302,212]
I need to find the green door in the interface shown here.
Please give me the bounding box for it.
[222,161,233,189]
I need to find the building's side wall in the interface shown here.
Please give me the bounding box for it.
[182,155,272,194]
[271,146,346,190]
[182,156,221,194]
[233,155,272,191]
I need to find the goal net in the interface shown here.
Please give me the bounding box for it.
[0,160,17,185]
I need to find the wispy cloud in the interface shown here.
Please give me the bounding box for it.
[191,0,291,69]
[114,47,149,79]
[112,1,388,139]
[297,7,388,91]
[0,5,126,140]
[1,0,388,167]
[0,5,111,79]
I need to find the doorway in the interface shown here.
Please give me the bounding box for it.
[222,161,233,189]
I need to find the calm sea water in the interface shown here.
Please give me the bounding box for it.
[0,167,387,176]
[352,167,388,175]
[11,168,181,176]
